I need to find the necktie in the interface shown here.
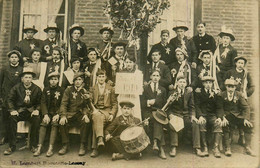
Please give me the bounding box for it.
[153,63,156,70]
[154,83,157,95]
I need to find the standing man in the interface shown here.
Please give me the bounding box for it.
[169,25,198,69]
[14,26,42,65]
[192,21,216,66]
[58,72,91,156]
[147,30,176,66]
[0,50,23,145]
[4,67,42,155]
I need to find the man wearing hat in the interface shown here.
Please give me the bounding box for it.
[169,25,198,68]
[89,69,118,157]
[194,76,223,158]
[33,72,64,157]
[0,50,23,145]
[144,49,171,90]
[141,69,167,159]
[166,76,202,157]
[41,24,65,62]
[215,26,237,88]
[4,67,42,155]
[97,25,114,61]
[147,30,176,67]
[220,78,255,157]
[223,56,254,146]
[68,24,87,64]
[168,47,197,92]
[105,101,145,161]
[58,72,91,156]
[14,26,42,65]
[192,21,216,66]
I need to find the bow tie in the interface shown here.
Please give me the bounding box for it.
[90,62,96,65]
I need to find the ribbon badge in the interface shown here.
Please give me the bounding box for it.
[30,43,35,49]
[77,43,82,50]
[55,91,60,100]
[165,47,171,54]
[44,45,51,54]
[72,91,78,99]
[24,89,31,104]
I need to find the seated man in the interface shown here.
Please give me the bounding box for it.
[58,72,91,156]
[89,69,118,157]
[194,76,223,158]
[105,101,147,161]
[4,67,42,155]
[141,69,167,159]
[33,72,64,157]
[220,78,255,157]
[166,76,203,157]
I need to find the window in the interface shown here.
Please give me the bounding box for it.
[19,0,68,40]
[148,0,194,50]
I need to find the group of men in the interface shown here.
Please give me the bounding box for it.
[0,20,256,161]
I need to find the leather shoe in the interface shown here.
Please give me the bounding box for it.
[4,147,15,155]
[90,149,98,157]
[97,137,104,148]
[58,144,68,155]
[212,147,221,158]
[153,140,159,151]
[224,148,232,157]
[33,145,42,157]
[202,147,209,157]
[78,143,86,156]
[195,148,204,157]
[46,146,54,157]
[169,147,176,157]
[159,147,167,159]
[245,147,256,157]
[112,153,124,161]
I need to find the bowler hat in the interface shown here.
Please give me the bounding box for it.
[119,101,135,108]
[20,67,36,78]
[99,24,114,35]
[172,25,188,32]
[69,24,84,36]
[23,25,38,34]
[152,109,169,125]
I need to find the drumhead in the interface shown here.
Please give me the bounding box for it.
[120,126,143,141]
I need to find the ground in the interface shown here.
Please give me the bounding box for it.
[0,133,259,168]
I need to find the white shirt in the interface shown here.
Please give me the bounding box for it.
[150,82,158,93]
[98,83,105,95]
[227,92,234,101]
[177,88,185,95]
[152,62,158,69]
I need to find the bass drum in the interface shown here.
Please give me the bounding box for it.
[120,126,150,154]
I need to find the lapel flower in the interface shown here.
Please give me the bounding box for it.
[105,89,111,96]
[236,78,242,84]
[55,91,60,100]
[72,91,78,99]
[30,43,35,49]
[233,95,238,103]
[77,43,82,50]
[25,89,31,96]
[165,47,171,54]
[157,89,161,95]
[209,90,215,98]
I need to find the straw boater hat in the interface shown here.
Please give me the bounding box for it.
[47,71,60,79]
[218,25,235,41]
[69,24,84,36]
[44,23,60,33]
[172,24,189,32]
[201,76,215,82]
[99,24,114,35]
[23,25,38,34]
[119,101,135,108]
[152,110,169,125]
[234,56,247,64]
[73,72,85,82]
[20,67,36,78]
[7,50,21,59]
[224,78,237,86]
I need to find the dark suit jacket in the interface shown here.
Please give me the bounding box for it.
[105,115,141,137]
[41,38,65,62]
[147,42,176,66]
[169,36,198,63]
[0,64,23,100]
[220,91,250,120]
[194,89,223,118]
[192,33,216,56]
[144,62,171,89]
[70,39,87,61]
[141,84,167,120]
[166,89,195,117]
[89,83,118,117]
[217,44,237,72]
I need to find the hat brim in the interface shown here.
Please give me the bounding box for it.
[173,26,189,32]
[234,57,247,64]
[69,27,84,36]
[119,102,135,108]
[202,78,215,82]
[219,32,235,41]
[113,42,127,48]
[99,28,114,35]
[48,74,60,79]
[23,28,38,34]
[7,50,22,59]
[44,27,60,33]
[152,111,169,125]
[20,72,36,78]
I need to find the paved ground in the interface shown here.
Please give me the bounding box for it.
[0,134,259,168]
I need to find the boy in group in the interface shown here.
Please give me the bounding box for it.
[58,72,91,156]
[14,26,42,65]
[220,78,255,157]
[147,30,176,66]
[89,69,118,157]
[141,69,167,159]
[194,76,223,158]
[33,72,64,157]
[4,67,42,155]
[105,101,146,161]
[166,76,203,157]
[144,49,171,90]
[0,50,23,145]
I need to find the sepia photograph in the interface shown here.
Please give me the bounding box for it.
[0,0,259,167]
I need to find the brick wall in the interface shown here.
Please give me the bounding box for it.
[201,0,259,72]
[0,0,13,68]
